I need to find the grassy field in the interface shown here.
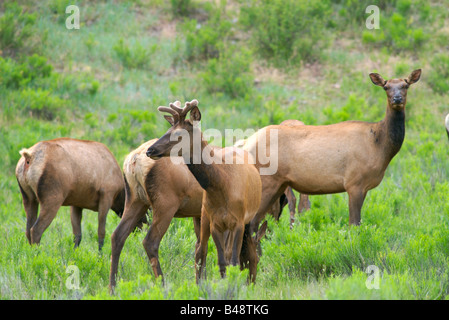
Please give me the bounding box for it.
[1,0,449,300]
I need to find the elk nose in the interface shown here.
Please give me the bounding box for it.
[146,147,155,157]
[393,95,403,104]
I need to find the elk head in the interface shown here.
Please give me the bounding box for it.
[369,69,421,110]
[146,99,202,161]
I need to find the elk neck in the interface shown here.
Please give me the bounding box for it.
[185,137,222,191]
[379,103,406,160]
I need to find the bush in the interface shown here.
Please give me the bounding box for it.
[200,46,254,99]
[104,109,158,146]
[362,12,427,52]
[0,3,37,56]
[181,1,232,61]
[113,39,157,69]
[239,0,332,67]
[0,54,53,89]
[9,88,67,121]
[170,0,193,17]
[428,53,449,95]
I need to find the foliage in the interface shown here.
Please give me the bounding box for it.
[239,0,333,66]
[200,46,254,99]
[170,0,193,17]
[428,53,449,95]
[181,1,232,61]
[113,39,157,69]
[0,3,37,56]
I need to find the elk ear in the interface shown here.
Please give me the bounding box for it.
[164,115,175,126]
[190,106,201,122]
[406,69,421,85]
[369,73,386,86]
[19,149,32,161]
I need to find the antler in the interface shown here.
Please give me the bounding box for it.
[157,99,199,124]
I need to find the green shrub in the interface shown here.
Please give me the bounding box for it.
[170,0,193,17]
[0,3,37,56]
[200,46,254,99]
[181,1,232,61]
[10,87,67,120]
[362,12,427,52]
[428,53,449,95]
[323,94,371,124]
[105,109,158,146]
[0,54,53,89]
[239,0,332,66]
[113,39,157,69]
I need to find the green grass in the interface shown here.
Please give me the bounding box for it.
[1,0,449,300]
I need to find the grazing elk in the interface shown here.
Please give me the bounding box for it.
[109,137,204,290]
[243,69,421,238]
[146,99,265,283]
[15,138,125,250]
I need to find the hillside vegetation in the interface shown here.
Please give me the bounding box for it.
[1,0,449,299]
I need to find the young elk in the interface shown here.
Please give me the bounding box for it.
[15,138,125,250]
[109,138,204,290]
[146,100,264,283]
[243,70,421,238]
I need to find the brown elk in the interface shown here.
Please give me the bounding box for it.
[268,120,310,228]
[15,138,125,250]
[236,120,311,229]
[109,137,204,290]
[243,69,421,238]
[146,99,265,283]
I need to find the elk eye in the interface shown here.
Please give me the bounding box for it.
[383,86,388,90]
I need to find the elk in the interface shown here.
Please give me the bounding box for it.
[109,137,204,290]
[146,99,265,283]
[15,138,125,250]
[243,69,421,238]
[236,119,311,229]
[268,120,310,228]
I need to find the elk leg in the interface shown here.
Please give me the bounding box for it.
[230,225,244,267]
[250,179,287,256]
[193,217,201,252]
[30,198,62,245]
[97,196,114,251]
[109,200,148,292]
[22,193,38,244]
[70,206,83,248]
[195,211,210,283]
[347,188,366,226]
[142,202,179,281]
[240,224,258,283]
[298,193,310,213]
[211,228,227,278]
[285,187,297,228]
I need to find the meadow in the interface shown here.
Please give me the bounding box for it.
[0,0,449,300]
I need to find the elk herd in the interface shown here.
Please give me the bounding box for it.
[15,69,425,292]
